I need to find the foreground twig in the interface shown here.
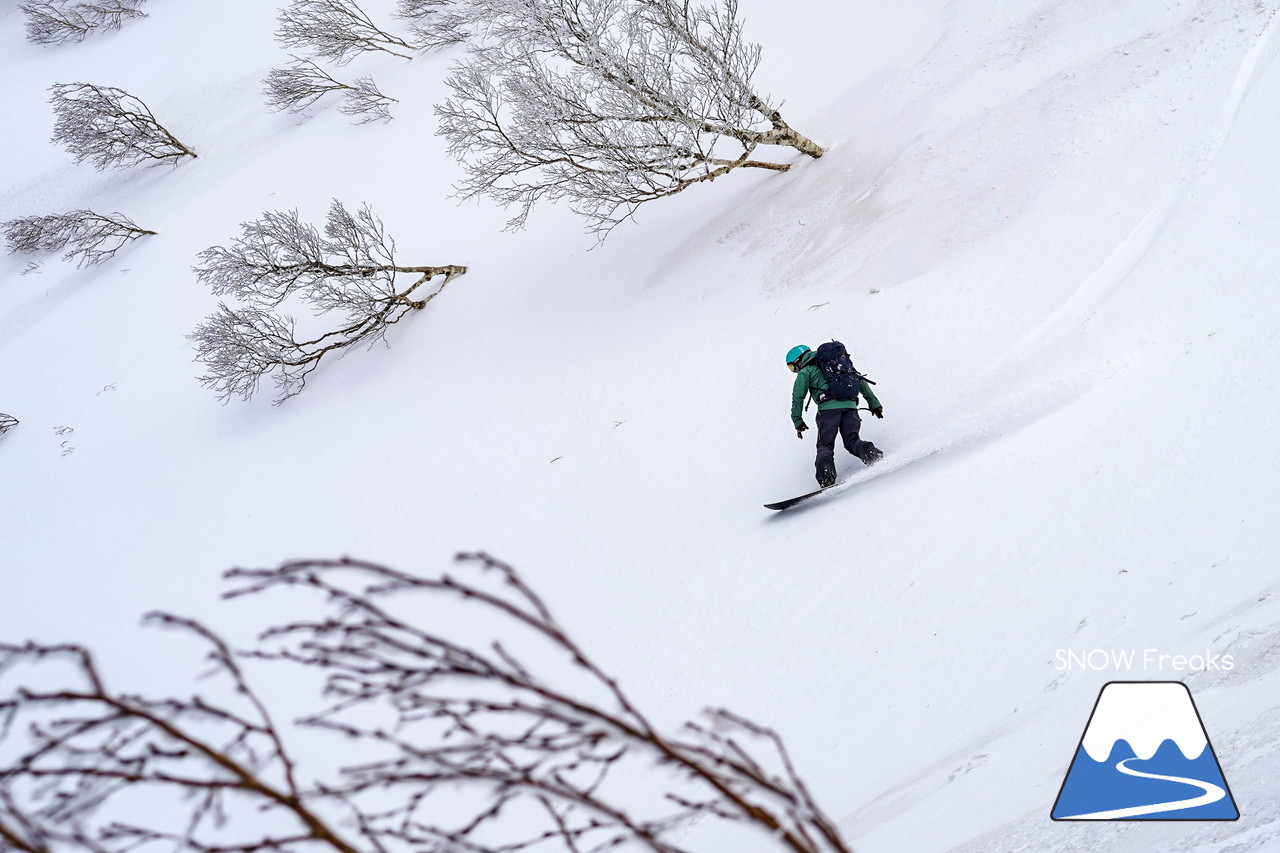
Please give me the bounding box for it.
[0,554,853,853]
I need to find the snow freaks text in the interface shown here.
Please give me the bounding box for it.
[1055,649,1235,672]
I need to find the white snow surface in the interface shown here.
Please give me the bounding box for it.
[4,0,1280,850]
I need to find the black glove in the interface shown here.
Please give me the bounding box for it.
[871,406,884,419]
[795,423,808,439]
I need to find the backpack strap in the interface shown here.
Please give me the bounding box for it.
[849,361,875,385]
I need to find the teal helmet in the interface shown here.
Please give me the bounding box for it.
[785,345,810,371]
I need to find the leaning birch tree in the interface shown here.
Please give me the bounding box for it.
[190,200,465,404]
[3,210,155,267]
[50,83,196,169]
[436,0,823,237]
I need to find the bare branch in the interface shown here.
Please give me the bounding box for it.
[263,56,351,113]
[0,634,363,853]
[395,0,470,51]
[0,414,18,438]
[0,555,853,853]
[338,76,397,124]
[3,210,155,267]
[264,58,397,123]
[20,1,92,43]
[276,0,417,65]
[49,83,196,169]
[190,200,464,404]
[20,0,147,45]
[224,553,855,853]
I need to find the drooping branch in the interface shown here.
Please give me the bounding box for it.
[263,56,350,113]
[276,0,417,65]
[3,210,155,267]
[338,76,397,124]
[20,0,147,45]
[49,82,196,169]
[264,57,397,123]
[0,553,854,853]
[190,200,465,404]
[224,554,854,853]
[0,634,364,853]
[395,0,471,50]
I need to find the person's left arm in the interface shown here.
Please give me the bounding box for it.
[861,379,883,416]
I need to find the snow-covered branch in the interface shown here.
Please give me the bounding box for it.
[337,76,397,123]
[3,210,155,267]
[20,0,147,45]
[190,201,465,404]
[49,83,196,169]
[436,0,822,237]
[395,0,471,50]
[276,0,416,65]
[264,57,397,123]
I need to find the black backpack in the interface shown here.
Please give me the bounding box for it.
[811,340,870,403]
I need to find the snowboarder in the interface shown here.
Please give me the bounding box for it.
[787,343,883,488]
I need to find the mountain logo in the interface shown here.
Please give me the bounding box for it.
[1051,681,1239,820]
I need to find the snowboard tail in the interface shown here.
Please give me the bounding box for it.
[764,484,839,510]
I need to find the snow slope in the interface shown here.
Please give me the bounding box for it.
[4,0,1280,849]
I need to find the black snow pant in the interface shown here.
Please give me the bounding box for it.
[815,408,875,478]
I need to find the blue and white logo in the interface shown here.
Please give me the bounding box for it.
[1051,681,1239,820]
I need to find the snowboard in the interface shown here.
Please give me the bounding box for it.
[763,484,840,511]
[764,446,945,511]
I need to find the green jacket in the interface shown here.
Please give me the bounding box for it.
[790,350,881,428]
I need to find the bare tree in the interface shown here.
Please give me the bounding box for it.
[276,0,416,65]
[0,553,853,853]
[3,210,155,267]
[0,414,16,436]
[190,200,465,404]
[20,1,93,43]
[264,57,397,123]
[50,83,197,169]
[436,0,823,237]
[336,76,397,123]
[20,0,147,45]
[395,0,470,50]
